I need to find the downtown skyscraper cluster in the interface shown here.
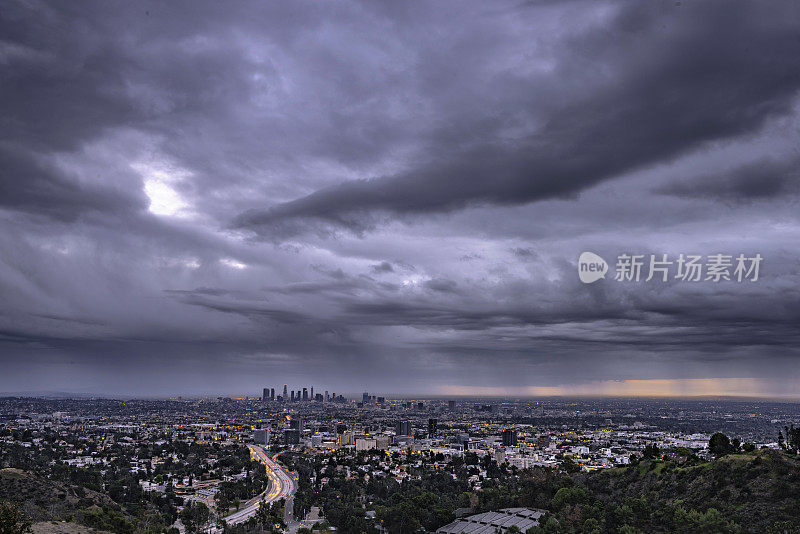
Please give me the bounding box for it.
[262,384,346,403]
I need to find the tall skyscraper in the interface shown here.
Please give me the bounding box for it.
[270,388,275,400]
[262,388,268,401]
[325,390,329,401]
[283,384,288,399]
[448,400,456,410]
[362,392,369,403]
[502,428,517,447]
[290,416,303,431]
[395,420,412,436]
[302,388,308,401]
[290,391,295,402]
[310,387,314,400]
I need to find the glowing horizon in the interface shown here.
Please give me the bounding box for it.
[437,378,800,399]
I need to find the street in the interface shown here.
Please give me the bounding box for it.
[213,445,298,530]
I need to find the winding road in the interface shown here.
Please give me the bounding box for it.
[215,445,298,529]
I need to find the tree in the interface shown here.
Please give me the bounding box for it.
[560,457,581,474]
[256,498,270,533]
[673,506,740,533]
[180,502,210,534]
[642,444,660,459]
[255,498,284,533]
[0,502,32,534]
[552,487,590,511]
[783,425,800,454]
[527,515,560,534]
[582,518,601,534]
[709,433,732,456]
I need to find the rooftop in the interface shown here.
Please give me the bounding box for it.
[436,507,547,534]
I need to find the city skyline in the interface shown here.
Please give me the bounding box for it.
[2,1,800,398]
[5,380,800,401]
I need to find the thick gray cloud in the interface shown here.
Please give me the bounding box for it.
[234,1,800,237]
[658,157,800,201]
[1,0,799,397]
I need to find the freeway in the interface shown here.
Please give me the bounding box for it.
[216,445,297,528]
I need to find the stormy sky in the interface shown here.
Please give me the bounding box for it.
[2,0,800,397]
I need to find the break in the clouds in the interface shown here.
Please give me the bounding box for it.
[1,0,799,397]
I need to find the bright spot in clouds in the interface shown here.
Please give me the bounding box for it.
[220,258,247,269]
[144,179,189,216]
[133,161,192,217]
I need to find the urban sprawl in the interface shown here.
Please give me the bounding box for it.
[1,393,799,533]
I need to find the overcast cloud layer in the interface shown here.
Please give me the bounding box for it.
[2,0,800,397]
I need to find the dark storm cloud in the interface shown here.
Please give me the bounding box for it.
[0,147,148,220]
[423,278,459,293]
[234,1,800,237]
[510,248,536,260]
[1,0,800,396]
[658,157,800,201]
[1,2,149,220]
[371,261,394,274]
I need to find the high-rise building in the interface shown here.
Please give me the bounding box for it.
[375,435,390,450]
[290,391,295,402]
[448,400,456,410]
[428,418,438,437]
[362,392,370,403]
[254,429,270,445]
[377,397,385,404]
[395,420,412,436]
[283,384,288,399]
[338,431,355,446]
[270,388,275,400]
[417,402,424,410]
[502,429,517,447]
[262,388,268,401]
[325,390,329,401]
[310,387,314,400]
[290,416,303,431]
[302,388,308,401]
[284,429,300,445]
